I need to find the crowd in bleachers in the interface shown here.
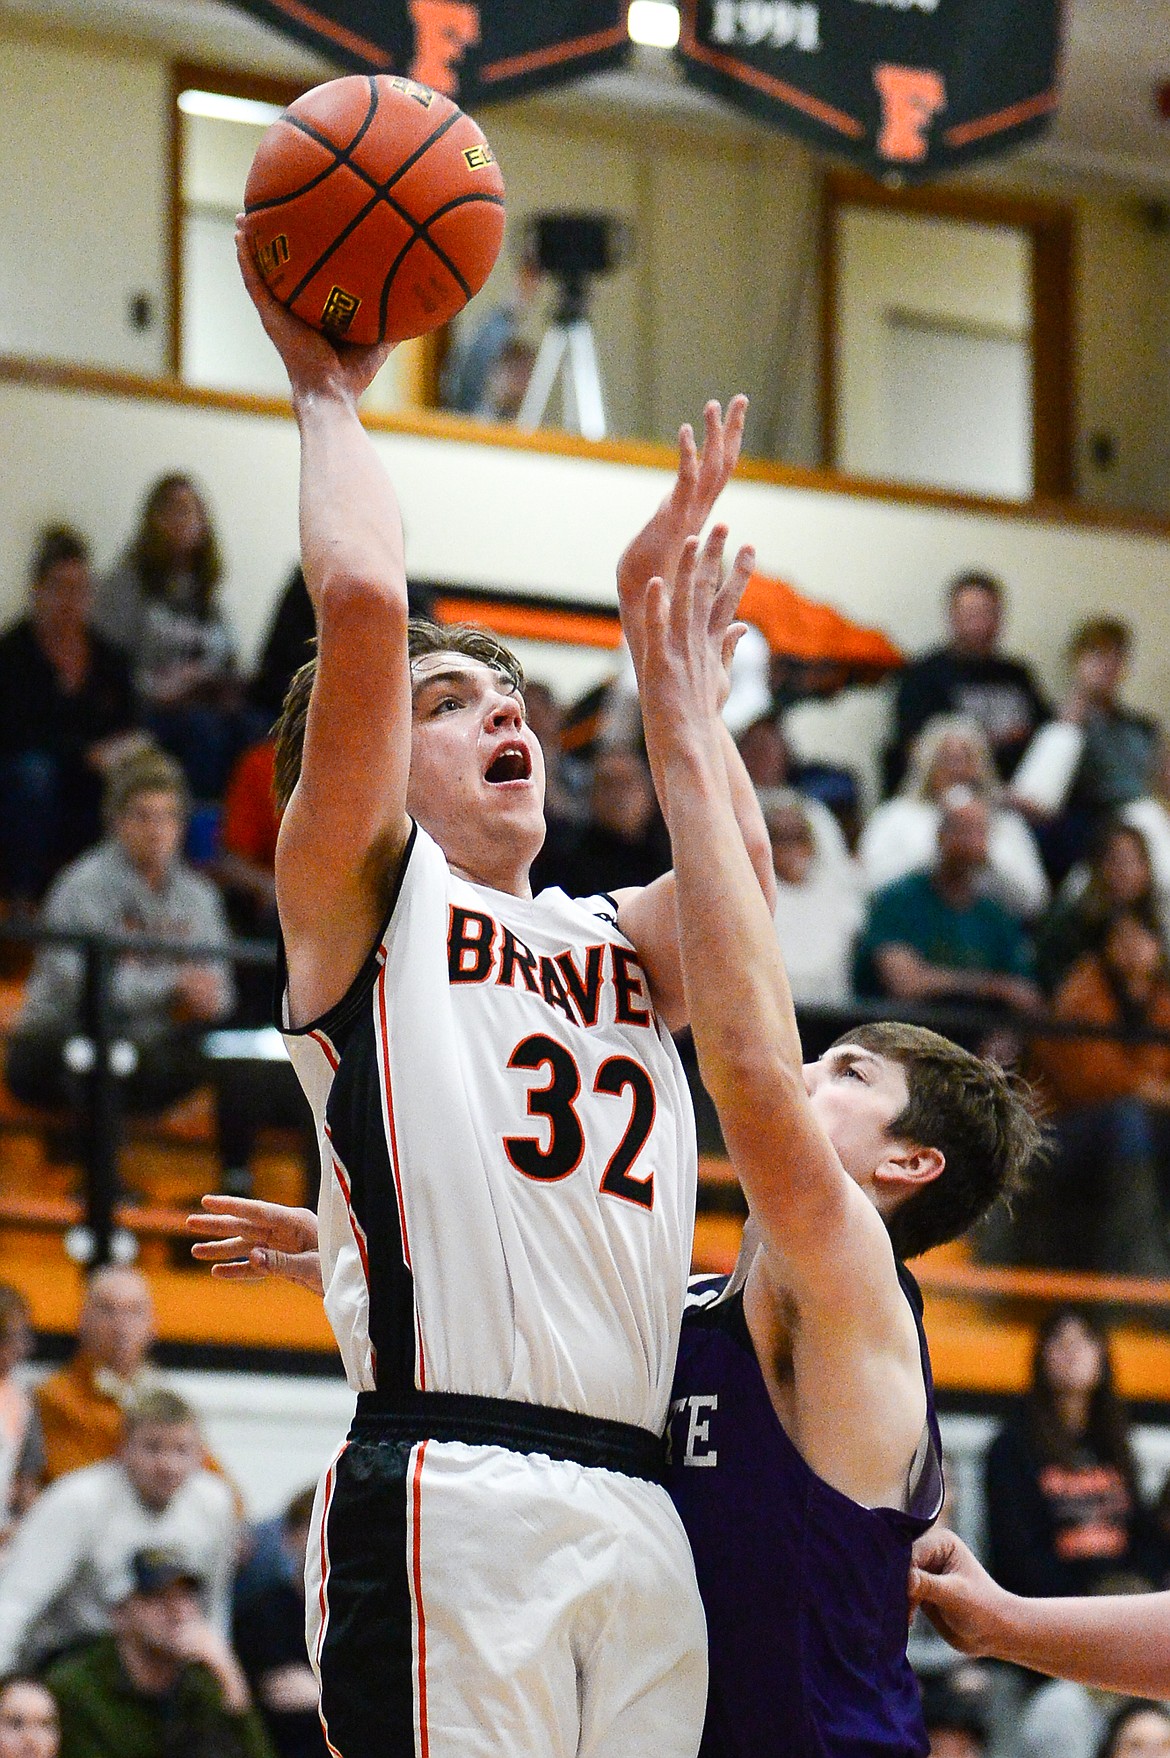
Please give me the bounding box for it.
[0,1271,1162,1755]
[5,484,1170,1749]
[4,487,1170,1259]
[0,1263,322,1756]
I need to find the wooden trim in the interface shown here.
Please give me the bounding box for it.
[819,173,839,475]
[1031,206,1077,497]
[167,67,184,381]
[821,169,1077,501]
[172,62,315,113]
[4,348,1170,543]
[916,1259,1170,1309]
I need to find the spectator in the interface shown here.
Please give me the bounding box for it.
[34,1267,157,1485]
[558,748,670,897]
[984,1308,1152,1605]
[860,715,1049,919]
[854,795,1042,1015]
[919,1667,988,1756]
[1025,913,1170,1274]
[763,787,864,1009]
[0,1289,42,1547]
[889,570,1048,790]
[439,248,541,416]
[5,749,237,1191]
[0,526,143,910]
[233,1489,324,1758]
[45,1547,273,1758]
[1096,1701,1170,1758]
[1036,820,1164,996]
[524,681,587,897]
[245,569,315,726]
[1012,618,1160,879]
[478,336,537,422]
[94,475,256,802]
[0,1389,236,1674]
[1122,735,1170,926]
[0,1675,59,1758]
[212,739,279,944]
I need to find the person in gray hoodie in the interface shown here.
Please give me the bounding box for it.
[6,746,233,1141]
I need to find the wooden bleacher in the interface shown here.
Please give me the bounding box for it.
[4,944,1170,1396]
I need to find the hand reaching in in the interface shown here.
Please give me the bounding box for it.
[909,1528,1009,1658]
[187,1194,322,1295]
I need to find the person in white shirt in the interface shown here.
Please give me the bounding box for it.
[762,787,864,1007]
[860,714,1049,920]
[0,1388,235,1672]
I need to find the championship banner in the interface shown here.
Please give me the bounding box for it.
[677,0,1063,179]
[227,0,630,106]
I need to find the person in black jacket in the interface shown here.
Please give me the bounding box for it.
[984,1306,1153,1600]
[0,526,144,907]
[888,571,1048,793]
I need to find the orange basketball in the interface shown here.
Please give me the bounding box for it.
[242,74,505,345]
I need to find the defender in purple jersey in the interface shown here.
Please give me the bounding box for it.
[634,528,1043,1757]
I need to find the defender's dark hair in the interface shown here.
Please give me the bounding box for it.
[272,618,525,813]
[828,1021,1044,1261]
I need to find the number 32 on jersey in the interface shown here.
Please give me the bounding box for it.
[503,1032,656,1211]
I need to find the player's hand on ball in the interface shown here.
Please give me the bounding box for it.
[236,225,393,405]
[187,1193,323,1295]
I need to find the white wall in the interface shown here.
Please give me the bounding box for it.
[3,371,1170,803]
[0,32,170,374]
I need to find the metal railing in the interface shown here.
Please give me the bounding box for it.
[0,923,278,1267]
[4,922,1170,1274]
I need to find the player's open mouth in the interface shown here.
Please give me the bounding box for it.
[484,743,532,784]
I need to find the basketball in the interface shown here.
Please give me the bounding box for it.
[242,74,505,346]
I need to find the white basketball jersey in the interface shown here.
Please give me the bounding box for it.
[282,824,697,1433]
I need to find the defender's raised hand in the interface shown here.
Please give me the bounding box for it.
[641,525,756,754]
[236,223,392,405]
[617,396,748,669]
[187,1193,322,1294]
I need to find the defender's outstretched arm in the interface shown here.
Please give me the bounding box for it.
[639,530,928,1507]
[613,398,774,1029]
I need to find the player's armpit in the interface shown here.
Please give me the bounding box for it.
[748,1253,929,1510]
[613,876,688,1033]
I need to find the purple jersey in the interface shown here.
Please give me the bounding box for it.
[666,1263,943,1758]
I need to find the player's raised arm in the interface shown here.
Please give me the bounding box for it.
[911,1528,1170,1699]
[237,230,411,1024]
[613,397,774,1029]
[640,529,929,1505]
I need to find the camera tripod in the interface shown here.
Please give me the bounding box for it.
[517,272,608,440]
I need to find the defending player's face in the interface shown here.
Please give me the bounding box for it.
[802,1045,910,1186]
[406,652,546,881]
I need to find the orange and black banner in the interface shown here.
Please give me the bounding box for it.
[677,0,1062,179]
[226,1,629,105]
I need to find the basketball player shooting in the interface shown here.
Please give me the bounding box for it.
[223,227,771,1758]
[634,525,1042,1755]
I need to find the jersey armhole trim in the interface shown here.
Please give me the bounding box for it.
[277,820,419,1041]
